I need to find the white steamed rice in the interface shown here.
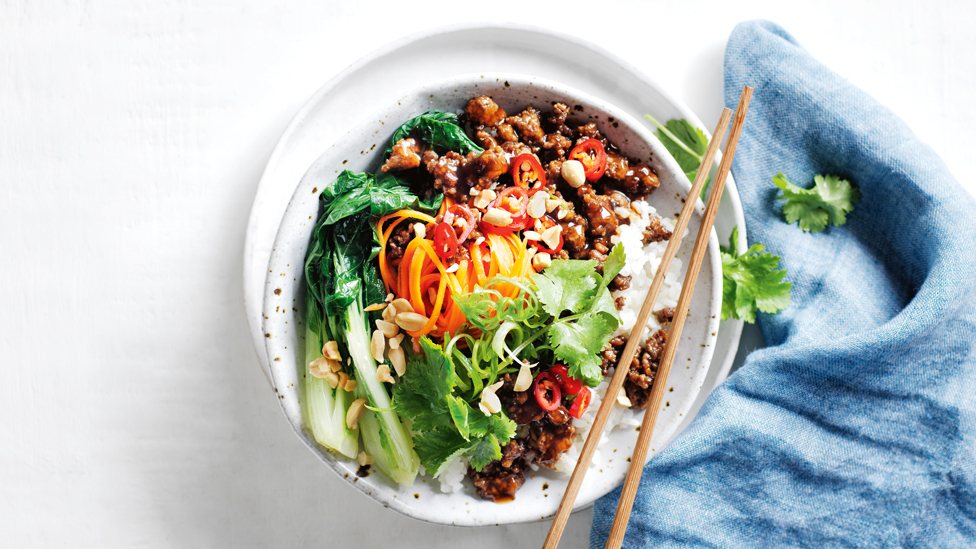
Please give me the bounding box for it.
[431,198,685,491]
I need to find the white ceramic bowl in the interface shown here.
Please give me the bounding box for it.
[262,74,721,526]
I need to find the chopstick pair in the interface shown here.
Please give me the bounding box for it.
[543,86,753,549]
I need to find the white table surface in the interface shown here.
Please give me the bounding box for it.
[2,2,973,547]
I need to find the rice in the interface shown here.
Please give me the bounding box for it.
[432,199,683,489]
[553,199,683,471]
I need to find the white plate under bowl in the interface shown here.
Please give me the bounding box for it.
[242,24,745,436]
[262,74,722,526]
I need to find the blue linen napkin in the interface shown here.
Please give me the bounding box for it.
[590,20,976,548]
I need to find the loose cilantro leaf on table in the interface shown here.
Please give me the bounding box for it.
[773,172,860,233]
[720,226,791,323]
[645,115,711,198]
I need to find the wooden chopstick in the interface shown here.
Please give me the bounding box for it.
[602,86,753,549]
[542,107,733,549]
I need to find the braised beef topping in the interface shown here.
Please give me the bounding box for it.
[624,329,668,410]
[469,439,526,503]
[465,96,507,127]
[528,413,576,469]
[382,136,425,172]
[506,106,545,146]
[386,223,415,263]
[642,215,672,244]
[610,274,632,292]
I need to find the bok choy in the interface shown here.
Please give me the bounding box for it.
[304,170,421,485]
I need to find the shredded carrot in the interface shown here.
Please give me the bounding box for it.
[375,207,537,342]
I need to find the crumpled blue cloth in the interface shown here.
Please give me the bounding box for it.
[591,20,976,548]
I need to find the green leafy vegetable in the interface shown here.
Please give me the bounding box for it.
[645,115,711,198]
[393,338,517,476]
[601,242,626,284]
[547,311,618,384]
[773,172,860,233]
[389,110,484,156]
[305,169,420,485]
[529,251,622,386]
[720,226,792,323]
[531,259,601,318]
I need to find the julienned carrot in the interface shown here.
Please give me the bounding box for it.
[375,207,546,341]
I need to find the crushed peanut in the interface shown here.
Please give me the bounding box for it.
[541,225,562,250]
[376,319,399,338]
[444,263,459,273]
[482,207,512,226]
[561,159,586,188]
[382,303,397,322]
[346,398,367,429]
[336,371,349,391]
[527,191,548,218]
[545,198,561,213]
[323,371,339,389]
[413,223,426,240]
[395,311,429,332]
[309,358,329,378]
[389,345,406,376]
[532,252,552,270]
[617,390,632,408]
[523,230,541,241]
[343,379,357,392]
[322,341,341,360]
[370,330,386,363]
[363,302,386,312]
[357,452,374,467]
[473,189,497,209]
[376,364,395,383]
[391,298,414,315]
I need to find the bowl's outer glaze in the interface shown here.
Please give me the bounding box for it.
[262,74,720,526]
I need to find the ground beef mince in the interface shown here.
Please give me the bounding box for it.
[528,408,576,469]
[471,146,509,189]
[598,326,671,410]
[657,307,675,324]
[465,96,507,127]
[498,375,546,425]
[560,211,589,258]
[386,223,415,263]
[547,102,573,136]
[468,439,527,503]
[381,136,425,172]
[624,329,669,410]
[506,106,545,146]
[643,214,672,244]
[610,274,632,292]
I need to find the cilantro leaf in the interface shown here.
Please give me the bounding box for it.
[601,242,626,285]
[391,388,452,431]
[468,434,502,471]
[646,115,712,199]
[720,226,791,323]
[412,428,471,477]
[530,259,599,317]
[548,311,618,386]
[466,413,517,471]
[773,172,860,233]
[588,286,621,323]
